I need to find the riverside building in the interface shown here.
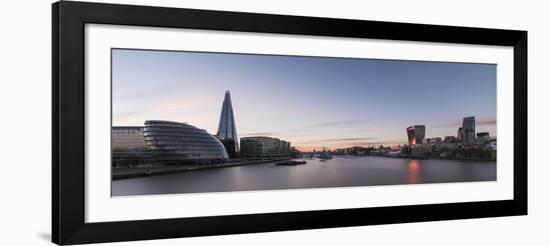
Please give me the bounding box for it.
[112,126,149,167]
[144,120,228,165]
[240,136,291,158]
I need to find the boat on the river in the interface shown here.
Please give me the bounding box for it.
[276,160,307,166]
[319,152,333,160]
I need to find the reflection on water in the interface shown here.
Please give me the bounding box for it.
[112,156,496,196]
[407,160,420,184]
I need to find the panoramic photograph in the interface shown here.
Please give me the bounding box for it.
[111,48,497,196]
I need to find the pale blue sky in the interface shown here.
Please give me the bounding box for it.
[112,49,496,151]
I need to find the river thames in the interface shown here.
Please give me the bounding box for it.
[112,156,496,196]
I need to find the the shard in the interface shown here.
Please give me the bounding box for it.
[216,90,239,158]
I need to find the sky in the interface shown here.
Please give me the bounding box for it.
[112,49,496,152]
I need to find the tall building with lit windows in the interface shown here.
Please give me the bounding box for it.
[406,125,426,145]
[216,90,239,158]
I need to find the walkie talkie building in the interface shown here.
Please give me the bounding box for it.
[407,125,426,145]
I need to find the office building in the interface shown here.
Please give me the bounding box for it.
[462,116,476,144]
[406,125,426,145]
[444,136,458,143]
[240,136,291,158]
[476,132,491,144]
[112,126,149,167]
[477,132,489,138]
[426,137,442,143]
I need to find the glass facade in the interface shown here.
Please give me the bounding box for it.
[216,90,239,158]
[240,136,291,158]
[462,116,476,144]
[112,126,149,167]
[144,120,228,164]
[112,127,147,149]
[406,125,425,145]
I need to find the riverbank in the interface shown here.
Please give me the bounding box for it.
[343,154,496,162]
[112,158,290,180]
[395,156,495,162]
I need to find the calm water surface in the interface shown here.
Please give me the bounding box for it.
[112,156,496,196]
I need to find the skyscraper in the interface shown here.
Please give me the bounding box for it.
[406,125,426,145]
[462,116,476,144]
[216,90,239,157]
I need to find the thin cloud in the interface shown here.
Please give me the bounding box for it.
[153,93,216,111]
[240,132,280,137]
[346,141,406,146]
[477,119,497,125]
[430,116,497,128]
[430,121,461,128]
[309,120,369,127]
[113,110,143,119]
[319,137,377,142]
[295,137,377,145]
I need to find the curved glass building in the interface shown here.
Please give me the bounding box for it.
[112,126,149,167]
[144,120,228,164]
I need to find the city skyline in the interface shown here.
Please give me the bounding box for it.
[112,49,497,152]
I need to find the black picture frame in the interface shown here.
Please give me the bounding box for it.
[52,1,527,245]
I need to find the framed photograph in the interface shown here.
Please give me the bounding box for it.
[52,1,527,245]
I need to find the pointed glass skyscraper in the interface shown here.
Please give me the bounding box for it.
[216,90,239,158]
